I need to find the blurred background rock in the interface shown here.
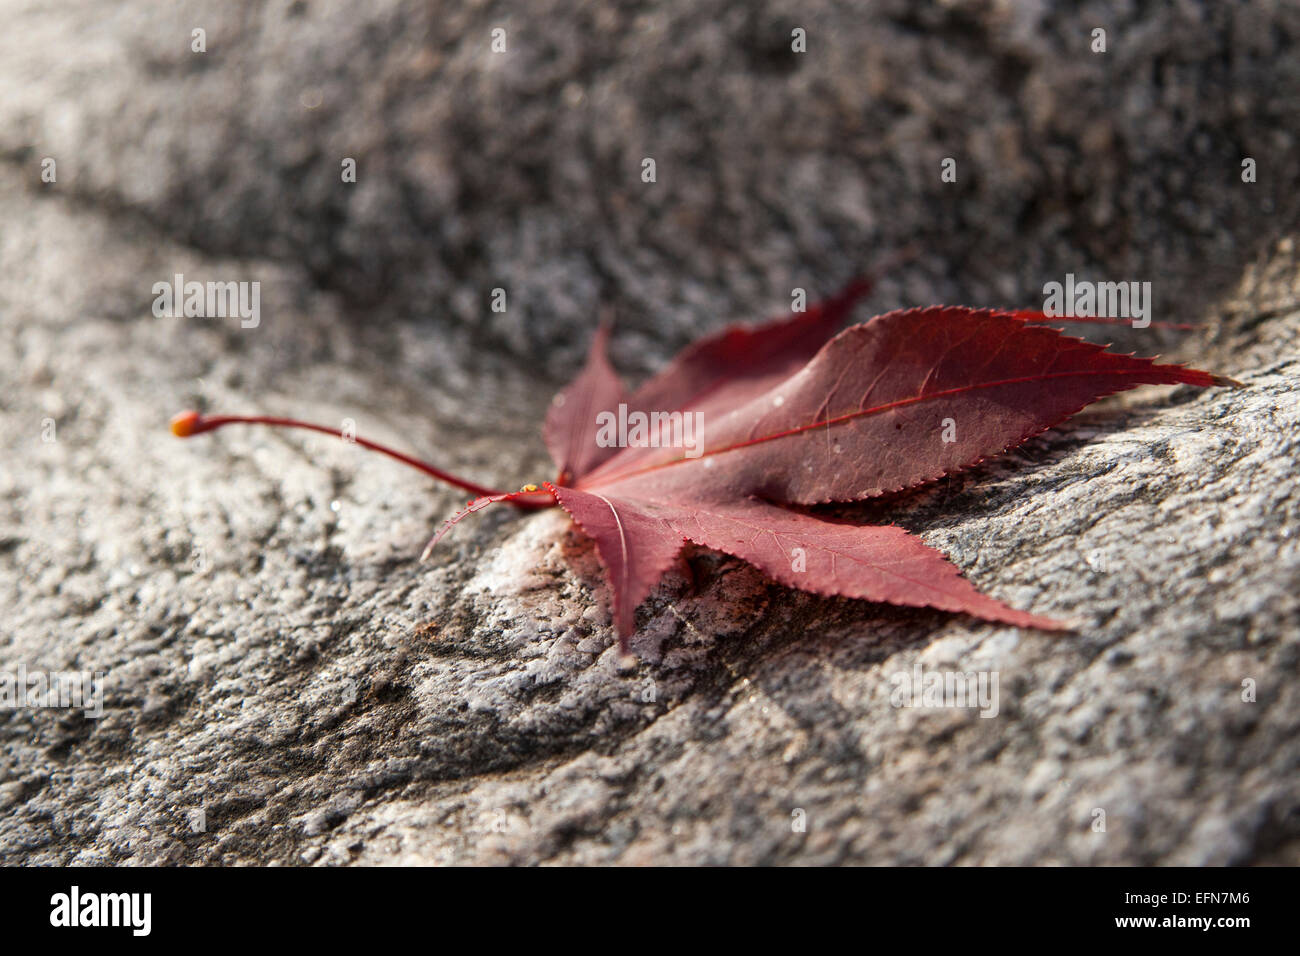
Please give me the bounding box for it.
[3,0,1296,371]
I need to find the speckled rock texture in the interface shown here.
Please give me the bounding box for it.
[0,1,1297,865]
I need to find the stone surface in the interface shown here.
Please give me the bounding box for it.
[0,1,1297,865]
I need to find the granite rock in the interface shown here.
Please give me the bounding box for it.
[0,0,1297,864]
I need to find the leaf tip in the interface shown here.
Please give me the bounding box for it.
[1021,611,1077,632]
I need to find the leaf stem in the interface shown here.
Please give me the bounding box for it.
[169,410,555,508]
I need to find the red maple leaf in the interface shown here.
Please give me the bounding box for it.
[172,281,1235,654]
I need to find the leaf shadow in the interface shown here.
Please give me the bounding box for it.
[818,399,1179,536]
